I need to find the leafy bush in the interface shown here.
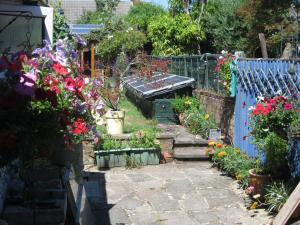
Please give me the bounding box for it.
[148,13,205,56]
[264,182,293,213]
[126,2,166,33]
[129,129,159,149]
[98,135,124,150]
[171,96,200,114]
[212,146,259,188]
[184,107,217,139]
[95,129,159,150]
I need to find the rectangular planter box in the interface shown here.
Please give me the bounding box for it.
[95,149,129,169]
[95,148,160,169]
[130,148,160,166]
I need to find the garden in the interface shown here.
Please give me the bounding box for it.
[0,0,300,224]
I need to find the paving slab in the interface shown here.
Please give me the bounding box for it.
[84,161,272,225]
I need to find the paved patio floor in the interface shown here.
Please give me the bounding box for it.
[84,161,272,225]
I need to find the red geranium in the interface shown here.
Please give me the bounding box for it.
[52,62,69,76]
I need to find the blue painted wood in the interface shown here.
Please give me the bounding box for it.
[234,59,300,158]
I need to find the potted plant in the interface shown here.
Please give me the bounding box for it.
[98,76,125,135]
[248,96,300,195]
[94,129,160,169]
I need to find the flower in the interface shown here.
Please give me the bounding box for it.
[250,202,258,210]
[52,62,69,76]
[184,101,192,105]
[235,148,241,154]
[204,114,210,120]
[71,118,88,135]
[245,186,255,195]
[217,151,226,158]
[284,103,293,110]
[216,143,222,148]
[208,141,216,146]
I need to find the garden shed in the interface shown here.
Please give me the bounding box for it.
[123,72,195,124]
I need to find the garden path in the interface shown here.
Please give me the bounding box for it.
[83,161,272,225]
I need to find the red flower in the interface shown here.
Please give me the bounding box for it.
[52,62,69,76]
[284,103,293,111]
[72,118,88,135]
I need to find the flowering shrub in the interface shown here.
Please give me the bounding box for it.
[250,96,300,175]
[215,51,235,95]
[212,145,259,188]
[0,37,103,164]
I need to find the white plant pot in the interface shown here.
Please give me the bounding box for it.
[105,110,125,135]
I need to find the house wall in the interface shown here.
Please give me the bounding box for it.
[49,0,132,23]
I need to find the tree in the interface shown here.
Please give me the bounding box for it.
[126,2,166,33]
[148,13,205,56]
[201,0,247,53]
[237,0,291,57]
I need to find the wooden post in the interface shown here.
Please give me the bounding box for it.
[259,33,268,58]
[91,43,95,78]
[80,49,84,70]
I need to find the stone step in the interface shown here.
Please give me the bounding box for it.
[174,146,209,160]
[174,136,208,147]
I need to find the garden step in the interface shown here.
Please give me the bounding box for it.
[174,135,208,147]
[174,146,209,160]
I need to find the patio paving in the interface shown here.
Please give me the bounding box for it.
[83,161,272,225]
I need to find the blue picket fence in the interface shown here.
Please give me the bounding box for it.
[234,59,300,157]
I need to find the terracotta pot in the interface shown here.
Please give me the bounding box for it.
[248,169,272,196]
[161,151,174,163]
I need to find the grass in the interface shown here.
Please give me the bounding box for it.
[120,96,158,133]
[97,96,158,134]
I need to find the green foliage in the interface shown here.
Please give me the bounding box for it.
[168,0,203,21]
[212,146,259,188]
[53,8,71,43]
[126,2,166,33]
[184,107,217,139]
[171,96,200,114]
[97,135,124,150]
[125,154,142,169]
[202,0,247,53]
[148,13,205,56]
[237,0,291,57]
[129,129,159,149]
[96,28,146,61]
[264,182,293,213]
[261,133,289,176]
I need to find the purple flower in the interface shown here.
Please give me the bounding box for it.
[74,34,87,46]
[15,71,37,96]
[32,40,52,56]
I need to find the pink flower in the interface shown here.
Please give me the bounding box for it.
[284,103,293,110]
[64,77,76,92]
[245,186,255,195]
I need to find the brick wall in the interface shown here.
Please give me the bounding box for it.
[194,90,235,143]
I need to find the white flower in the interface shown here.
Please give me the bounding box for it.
[248,106,255,111]
[84,77,90,84]
[219,56,224,59]
[221,50,228,55]
[107,35,113,39]
[127,27,133,31]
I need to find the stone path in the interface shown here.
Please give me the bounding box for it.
[84,161,272,225]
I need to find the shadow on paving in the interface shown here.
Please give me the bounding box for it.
[82,171,115,225]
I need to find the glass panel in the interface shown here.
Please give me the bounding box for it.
[0,15,43,53]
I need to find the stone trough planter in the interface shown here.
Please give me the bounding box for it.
[94,148,160,169]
